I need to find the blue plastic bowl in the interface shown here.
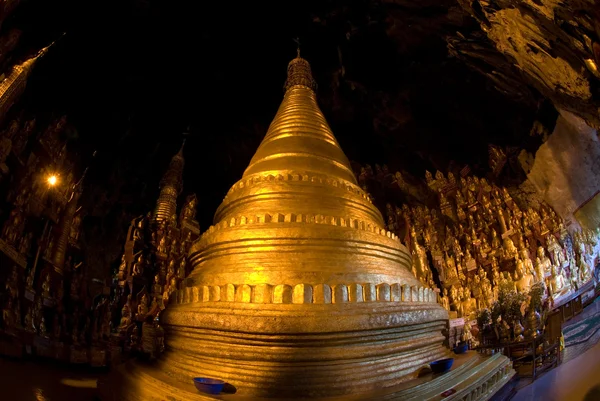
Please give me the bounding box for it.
[430,358,454,374]
[193,378,225,394]
[453,343,468,354]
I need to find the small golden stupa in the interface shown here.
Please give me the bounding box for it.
[148,51,449,398]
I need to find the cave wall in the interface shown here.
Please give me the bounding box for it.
[524,109,600,228]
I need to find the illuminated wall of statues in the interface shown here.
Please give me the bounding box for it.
[357,161,599,335]
[113,144,199,358]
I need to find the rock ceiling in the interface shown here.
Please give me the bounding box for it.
[2,0,598,253]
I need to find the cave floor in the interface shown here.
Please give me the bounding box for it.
[2,299,600,401]
[0,357,106,401]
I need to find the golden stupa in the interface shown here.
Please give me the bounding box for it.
[110,52,514,400]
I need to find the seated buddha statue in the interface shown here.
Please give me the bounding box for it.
[514,257,534,293]
[548,264,570,298]
[537,246,552,278]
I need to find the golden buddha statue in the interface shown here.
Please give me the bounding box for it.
[537,246,552,278]
[514,257,534,293]
[448,172,456,186]
[119,295,132,329]
[425,170,434,188]
[459,287,477,320]
[503,235,518,260]
[41,273,51,298]
[135,53,449,399]
[137,294,149,320]
[444,251,459,285]
[548,264,569,298]
[479,271,493,308]
[440,288,450,310]
[435,170,447,186]
[132,254,144,276]
[24,307,34,332]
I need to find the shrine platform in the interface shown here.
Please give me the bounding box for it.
[102,351,514,401]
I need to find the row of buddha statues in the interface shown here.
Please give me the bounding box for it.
[114,194,199,355]
[1,262,108,344]
[0,113,67,180]
[357,165,599,321]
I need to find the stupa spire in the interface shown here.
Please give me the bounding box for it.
[243,50,353,190]
[0,37,61,124]
[152,138,186,224]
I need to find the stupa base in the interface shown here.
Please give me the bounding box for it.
[100,352,514,401]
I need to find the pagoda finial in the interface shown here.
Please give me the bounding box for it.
[177,138,186,156]
[284,39,317,93]
[293,37,301,58]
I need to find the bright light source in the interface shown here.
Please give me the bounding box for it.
[47,175,58,186]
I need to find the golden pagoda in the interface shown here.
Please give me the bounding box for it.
[110,52,514,400]
[0,42,54,125]
[153,141,185,224]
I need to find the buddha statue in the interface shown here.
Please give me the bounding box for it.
[449,285,460,311]
[440,288,450,310]
[24,307,34,332]
[471,274,483,308]
[425,170,434,187]
[435,170,447,186]
[153,273,162,295]
[119,295,132,329]
[548,264,569,298]
[41,273,51,298]
[177,257,187,279]
[118,255,127,280]
[39,317,48,337]
[132,255,144,276]
[490,229,501,251]
[157,236,168,255]
[547,234,566,267]
[514,257,534,293]
[129,54,448,399]
[576,252,592,284]
[444,252,459,285]
[503,236,518,260]
[137,294,149,320]
[479,270,493,308]
[460,287,477,320]
[537,246,552,278]
[455,190,466,209]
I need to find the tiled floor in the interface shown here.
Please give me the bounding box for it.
[511,340,600,401]
[512,297,600,401]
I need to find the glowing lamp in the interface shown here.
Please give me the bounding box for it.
[47,175,58,186]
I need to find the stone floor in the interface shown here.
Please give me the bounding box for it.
[0,358,106,401]
[511,297,600,401]
[511,340,600,401]
[1,298,599,401]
